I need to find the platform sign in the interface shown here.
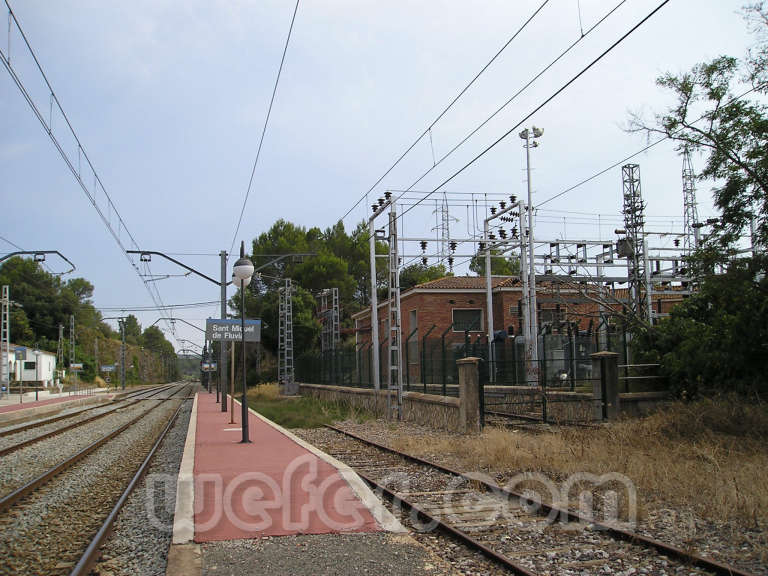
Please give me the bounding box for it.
[206,318,261,342]
[70,363,84,371]
[200,362,217,372]
[100,365,116,373]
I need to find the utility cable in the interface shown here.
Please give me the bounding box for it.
[388,0,629,215]
[394,0,673,227]
[0,1,180,344]
[229,0,300,255]
[338,0,553,224]
[537,84,765,207]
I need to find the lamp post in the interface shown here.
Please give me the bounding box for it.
[519,126,543,383]
[232,241,254,444]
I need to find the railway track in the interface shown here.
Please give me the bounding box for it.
[0,384,177,457]
[0,383,195,576]
[0,383,175,437]
[311,425,757,576]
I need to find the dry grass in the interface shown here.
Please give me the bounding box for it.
[391,396,768,526]
[248,383,371,428]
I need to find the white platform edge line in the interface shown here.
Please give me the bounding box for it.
[232,398,406,533]
[171,391,199,544]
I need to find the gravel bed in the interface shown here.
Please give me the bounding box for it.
[91,397,193,576]
[0,401,129,451]
[0,397,113,434]
[295,427,722,576]
[324,419,767,575]
[0,400,161,499]
[0,386,175,450]
[0,398,184,575]
[202,533,461,576]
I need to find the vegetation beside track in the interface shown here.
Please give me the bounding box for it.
[246,384,371,428]
[387,395,768,526]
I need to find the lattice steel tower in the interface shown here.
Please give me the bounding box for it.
[319,288,340,352]
[387,208,403,420]
[682,147,700,257]
[1,286,9,391]
[621,164,648,321]
[278,278,295,394]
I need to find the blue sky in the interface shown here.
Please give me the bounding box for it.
[0,0,757,349]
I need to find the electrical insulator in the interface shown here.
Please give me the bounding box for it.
[372,204,378,213]
[479,242,486,250]
[499,229,507,239]
[674,238,680,247]
[489,233,496,240]
[500,201,506,209]
[420,240,427,251]
[511,226,518,237]
[449,241,457,251]
[384,191,392,200]
[421,256,427,266]
[378,198,384,206]
[448,256,454,268]
[490,206,497,214]
[510,195,517,204]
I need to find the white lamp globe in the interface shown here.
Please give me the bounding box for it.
[232,257,254,288]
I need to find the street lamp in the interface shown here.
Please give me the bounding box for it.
[232,241,254,444]
[520,126,543,383]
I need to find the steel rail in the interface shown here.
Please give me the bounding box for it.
[357,469,537,575]
[0,383,175,438]
[0,385,176,456]
[325,424,758,576]
[0,384,189,514]
[69,386,195,576]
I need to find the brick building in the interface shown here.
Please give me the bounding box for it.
[352,275,686,348]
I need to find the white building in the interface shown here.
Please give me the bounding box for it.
[5,344,57,386]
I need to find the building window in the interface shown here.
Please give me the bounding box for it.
[23,361,36,371]
[407,310,418,361]
[452,309,483,332]
[539,306,566,325]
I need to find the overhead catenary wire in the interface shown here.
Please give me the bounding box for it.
[537,84,766,208]
[0,0,181,345]
[384,0,630,220]
[96,300,220,312]
[393,0,673,229]
[229,0,300,256]
[338,0,553,225]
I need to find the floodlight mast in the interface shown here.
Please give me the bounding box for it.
[520,126,543,383]
[368,195,394,391]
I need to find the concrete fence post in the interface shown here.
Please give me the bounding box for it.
[457,357,482,434]
[591,351,619,420]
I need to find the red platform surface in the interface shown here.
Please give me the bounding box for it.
[0,394,90,414]
[193,391,381,542]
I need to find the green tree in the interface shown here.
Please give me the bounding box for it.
[400,263,449,291]
[629,3,768,255]
[121,314,142,345]
[469,250,521,276]
[629,4,768,396]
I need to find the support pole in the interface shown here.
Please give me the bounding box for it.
[220,250,228,412]
[484,219,495,383]
[368,217,380,391]
[230,340,235,424]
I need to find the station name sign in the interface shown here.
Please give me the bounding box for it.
[205,318,261,343]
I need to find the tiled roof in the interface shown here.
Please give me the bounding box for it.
[412,276,520,290]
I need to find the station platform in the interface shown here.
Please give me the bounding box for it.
[166,392,463,576]
[0,392,99,414]
[173,391,400,544]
